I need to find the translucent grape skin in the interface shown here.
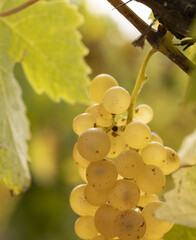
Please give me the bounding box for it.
[138,193,159,208]
[69,184,98,216]
[75,216,98,239]
[142,201,173,239]
[133,104,153,124]
[72,113,96,135]
[77,128,111,161]
[94,204,120,238]
[84,184,108,206]
[124,121,151,149]
[89,74,118,103]
[103,86,131,114]
[114,210,146,240]
[136,165,166,194]
[73,143,90,169]
[151,132,164,144]
[108,179,140,211]
[140,142,167,167]
[86,159,118,191]
[115,150,145,179]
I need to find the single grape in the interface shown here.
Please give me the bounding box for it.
[84,184,108,206]
[86,159,118,191]
[124,121,151,149]
[98,104,113,120]
[72,113,96,135]
[96,117,113,127]
[159,147,180,175]
[140,142,167,167]
[75,216,98,239]
[114,210,146,240]
[108,179,140,211]
[133,104,153,124]
[136,165,166,194]
[103,86,131,114]
[107,131,127,158]
[89,74,118,103]
[69,184,98,216]
[94,204,120,237]
[115,150,145,178]
[85,103,100,119]
[142,201,173,238]
[77,128,111,161]
[151,132,164,144]
[73,143,90,169]
[138,193,159,208]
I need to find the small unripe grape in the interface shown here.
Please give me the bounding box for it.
[107,131,127,158]
[136,165,166,194]
[86,159,118,191]
[103,86,131,114]
[124,121,151,149]
[114,210,146,240]
[84,184,108,206]
[94,204,120,237]
[115,150,145,178]
[159,147,180,175]
[75,216,98,239]
[133,104,153,124]
[73,143,90,169]
[151,132,164,144]
[72,113,96,135]
[90,74,118,103]
[140,142,167,167]
[138,193,159,207]
[77,128,111,161]
[108,179,140,210]
[70,184,98,216]
[142,201,173,238]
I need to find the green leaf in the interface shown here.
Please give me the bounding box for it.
[165,225,196,240]
[156,166,196,227]
[0,53,30,195]
[178,128,196,166]
[0,0,90,104]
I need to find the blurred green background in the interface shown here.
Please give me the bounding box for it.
[0,1,196,240]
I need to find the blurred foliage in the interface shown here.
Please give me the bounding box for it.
[0,1,196,240]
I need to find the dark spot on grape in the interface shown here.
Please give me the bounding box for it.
[132,165,135,167]
[146,137,149,139]
[152,168,155,172]
[94,123,96,127]
[135,109,139,113]
[112,126,118,132]
[96,150,99,153]
[172,153,175,157]
[140,222,145,227]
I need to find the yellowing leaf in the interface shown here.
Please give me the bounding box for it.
[0,54,30,194]
[156,166,196,227]
[0,0,90,104]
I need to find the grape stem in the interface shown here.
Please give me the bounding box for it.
[127,48,156,123]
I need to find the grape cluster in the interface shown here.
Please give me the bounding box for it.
[70,74,180,240]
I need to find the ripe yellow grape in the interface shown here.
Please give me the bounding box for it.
[124,122,151,149]
[78,166,88,183]
[140,142,167,167]
[108,179,140,211]
[97,117,113,127]
[90,74,118,103]
[99,104,113,120]
[94,204,120,237]
[107,131,127,158]
[138,193,159,208]
[84,184,108,206]
[73,143,90,169]
[86,159,118,191]
[77,128,111,161]
[103,86,131,114]
[85,103,100,118]
[159,147,180,175]
[142,201,173,238]
[151,132,164,144]
[114,210,146,240]
[69,184,98,216]
[115,150,145,178]
[136,165,166,194]
[72,113,96,135]
[75,216,98,239]
[133,104,153,124]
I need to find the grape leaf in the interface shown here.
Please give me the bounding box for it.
[156,166,196,227]
[178,128,196,166]
[0,52,30,195]
[0,0,90,104]
[165,225,196,240]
